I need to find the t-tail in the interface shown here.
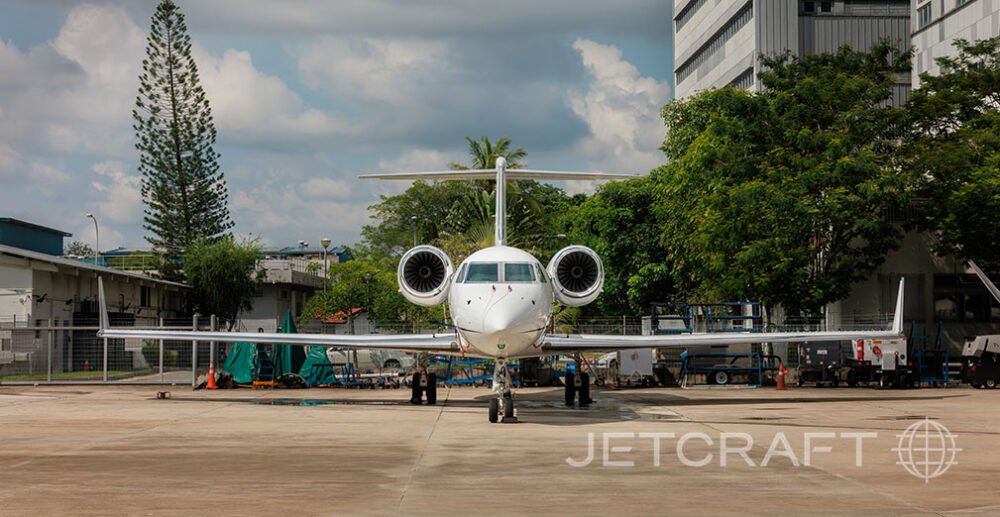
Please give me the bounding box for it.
[359,159,639,247]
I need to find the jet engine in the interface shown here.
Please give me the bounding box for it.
[546,245,604,307]
[397,245,454,306]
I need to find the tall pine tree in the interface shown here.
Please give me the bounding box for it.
[133,0,232,279]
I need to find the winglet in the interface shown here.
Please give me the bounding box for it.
[891,277,904,335]
[97,277,109,336]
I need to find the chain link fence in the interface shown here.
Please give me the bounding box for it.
[0,314,228,386]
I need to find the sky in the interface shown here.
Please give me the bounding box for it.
[0,0,672,251]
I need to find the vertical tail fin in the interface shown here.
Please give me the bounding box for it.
[97,277,109,336]
[891,277,904,334]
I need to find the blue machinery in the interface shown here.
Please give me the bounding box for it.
[650,301,763,334]
[909,320,954,385]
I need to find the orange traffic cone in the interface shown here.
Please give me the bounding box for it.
[776,366,787,391]
[207,360,218,390]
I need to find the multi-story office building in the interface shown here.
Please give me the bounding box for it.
[673,0,911,100]
[670,0,1000,353]
[912,0,1000,86]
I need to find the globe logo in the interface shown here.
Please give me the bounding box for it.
[892,418,961,482]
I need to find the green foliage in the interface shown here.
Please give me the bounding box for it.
[301,259,439,333]
[183,236,261,327]
[904,37,1000,270]
[134,0,233,279]
[448,135,526,171]
[566,175,673,314]
[64,240,95,259]
[656,42,911,316]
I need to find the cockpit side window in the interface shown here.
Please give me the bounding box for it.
[504,263,535,282]
[465,263,499,282]
[535,263,547,283]
[455,262,468,283]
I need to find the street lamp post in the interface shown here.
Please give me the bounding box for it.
[411,216,417,246]
[321,237,331,293]
[85,213,99,266]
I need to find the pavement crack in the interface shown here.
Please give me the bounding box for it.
[396,387,449,512]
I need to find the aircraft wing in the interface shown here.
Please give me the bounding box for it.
[542,279,906,353]
[95,279,461,354]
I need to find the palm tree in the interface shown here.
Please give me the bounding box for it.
[448,136,526,170]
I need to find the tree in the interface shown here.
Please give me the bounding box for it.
[359,180,478,259]
[134,0,233,279]
[448,136,526,171]
[904,37,1000,270]
[64,241,95,260]
[566,175,674,314]
[657,42,911,316]
[301,259,437,333]
[183,236,261,328]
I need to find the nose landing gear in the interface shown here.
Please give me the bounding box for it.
[489,359,517,423]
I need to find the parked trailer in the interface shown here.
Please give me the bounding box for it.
[844,337,914,389]
[960,335,1000,389]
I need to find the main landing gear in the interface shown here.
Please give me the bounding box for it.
[410,354,437,405]
[489,359,517,423]
[564,355,593,407]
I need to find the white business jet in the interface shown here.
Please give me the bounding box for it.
[98,157,905,423]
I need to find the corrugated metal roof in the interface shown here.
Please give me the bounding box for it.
[0,243,188,288]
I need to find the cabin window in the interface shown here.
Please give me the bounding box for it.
[504,263,535,282]
[465,263,499,282]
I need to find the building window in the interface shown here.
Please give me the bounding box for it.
[804,1,815,13]
[918,4,933,28]
[140,286,151,307]
[675,0,710,33]
[821,1,832,12]
[676,2,753,86]
[729,68,755,90]
[279,289,289,300]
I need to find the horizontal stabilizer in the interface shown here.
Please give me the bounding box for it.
[359,169,641,181]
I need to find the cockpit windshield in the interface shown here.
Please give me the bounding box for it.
[465,263,499,282]
[461,262,538,283]
[504,263,535,282]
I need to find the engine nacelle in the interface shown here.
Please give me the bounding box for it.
[546,245,604,307]
[397,245,454,306]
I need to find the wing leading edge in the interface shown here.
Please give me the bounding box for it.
[543,279,906,353]
[96,279,461,354]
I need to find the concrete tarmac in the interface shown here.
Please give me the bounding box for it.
[0,384,997,516]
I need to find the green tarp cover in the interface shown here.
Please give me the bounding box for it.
[299,346,336,384]
[223,342,258,384]
[272,310,306,377]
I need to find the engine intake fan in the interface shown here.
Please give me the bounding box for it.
[397,245,454,306]
[546,245,604,307]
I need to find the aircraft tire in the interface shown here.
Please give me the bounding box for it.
[503,394,514,419]
[579,372,592,406]
[410,373,423,404]
[564,372,576,406]
[489,398,499,423]
[426,373,437,404]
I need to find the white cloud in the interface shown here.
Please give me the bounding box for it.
[299,177,352,200]
[90,160,142,224]
[377,148,453,172]
[0,143,21,179]
[192,47,348,146]
[569,38,670,173]
[298,37,448,106]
